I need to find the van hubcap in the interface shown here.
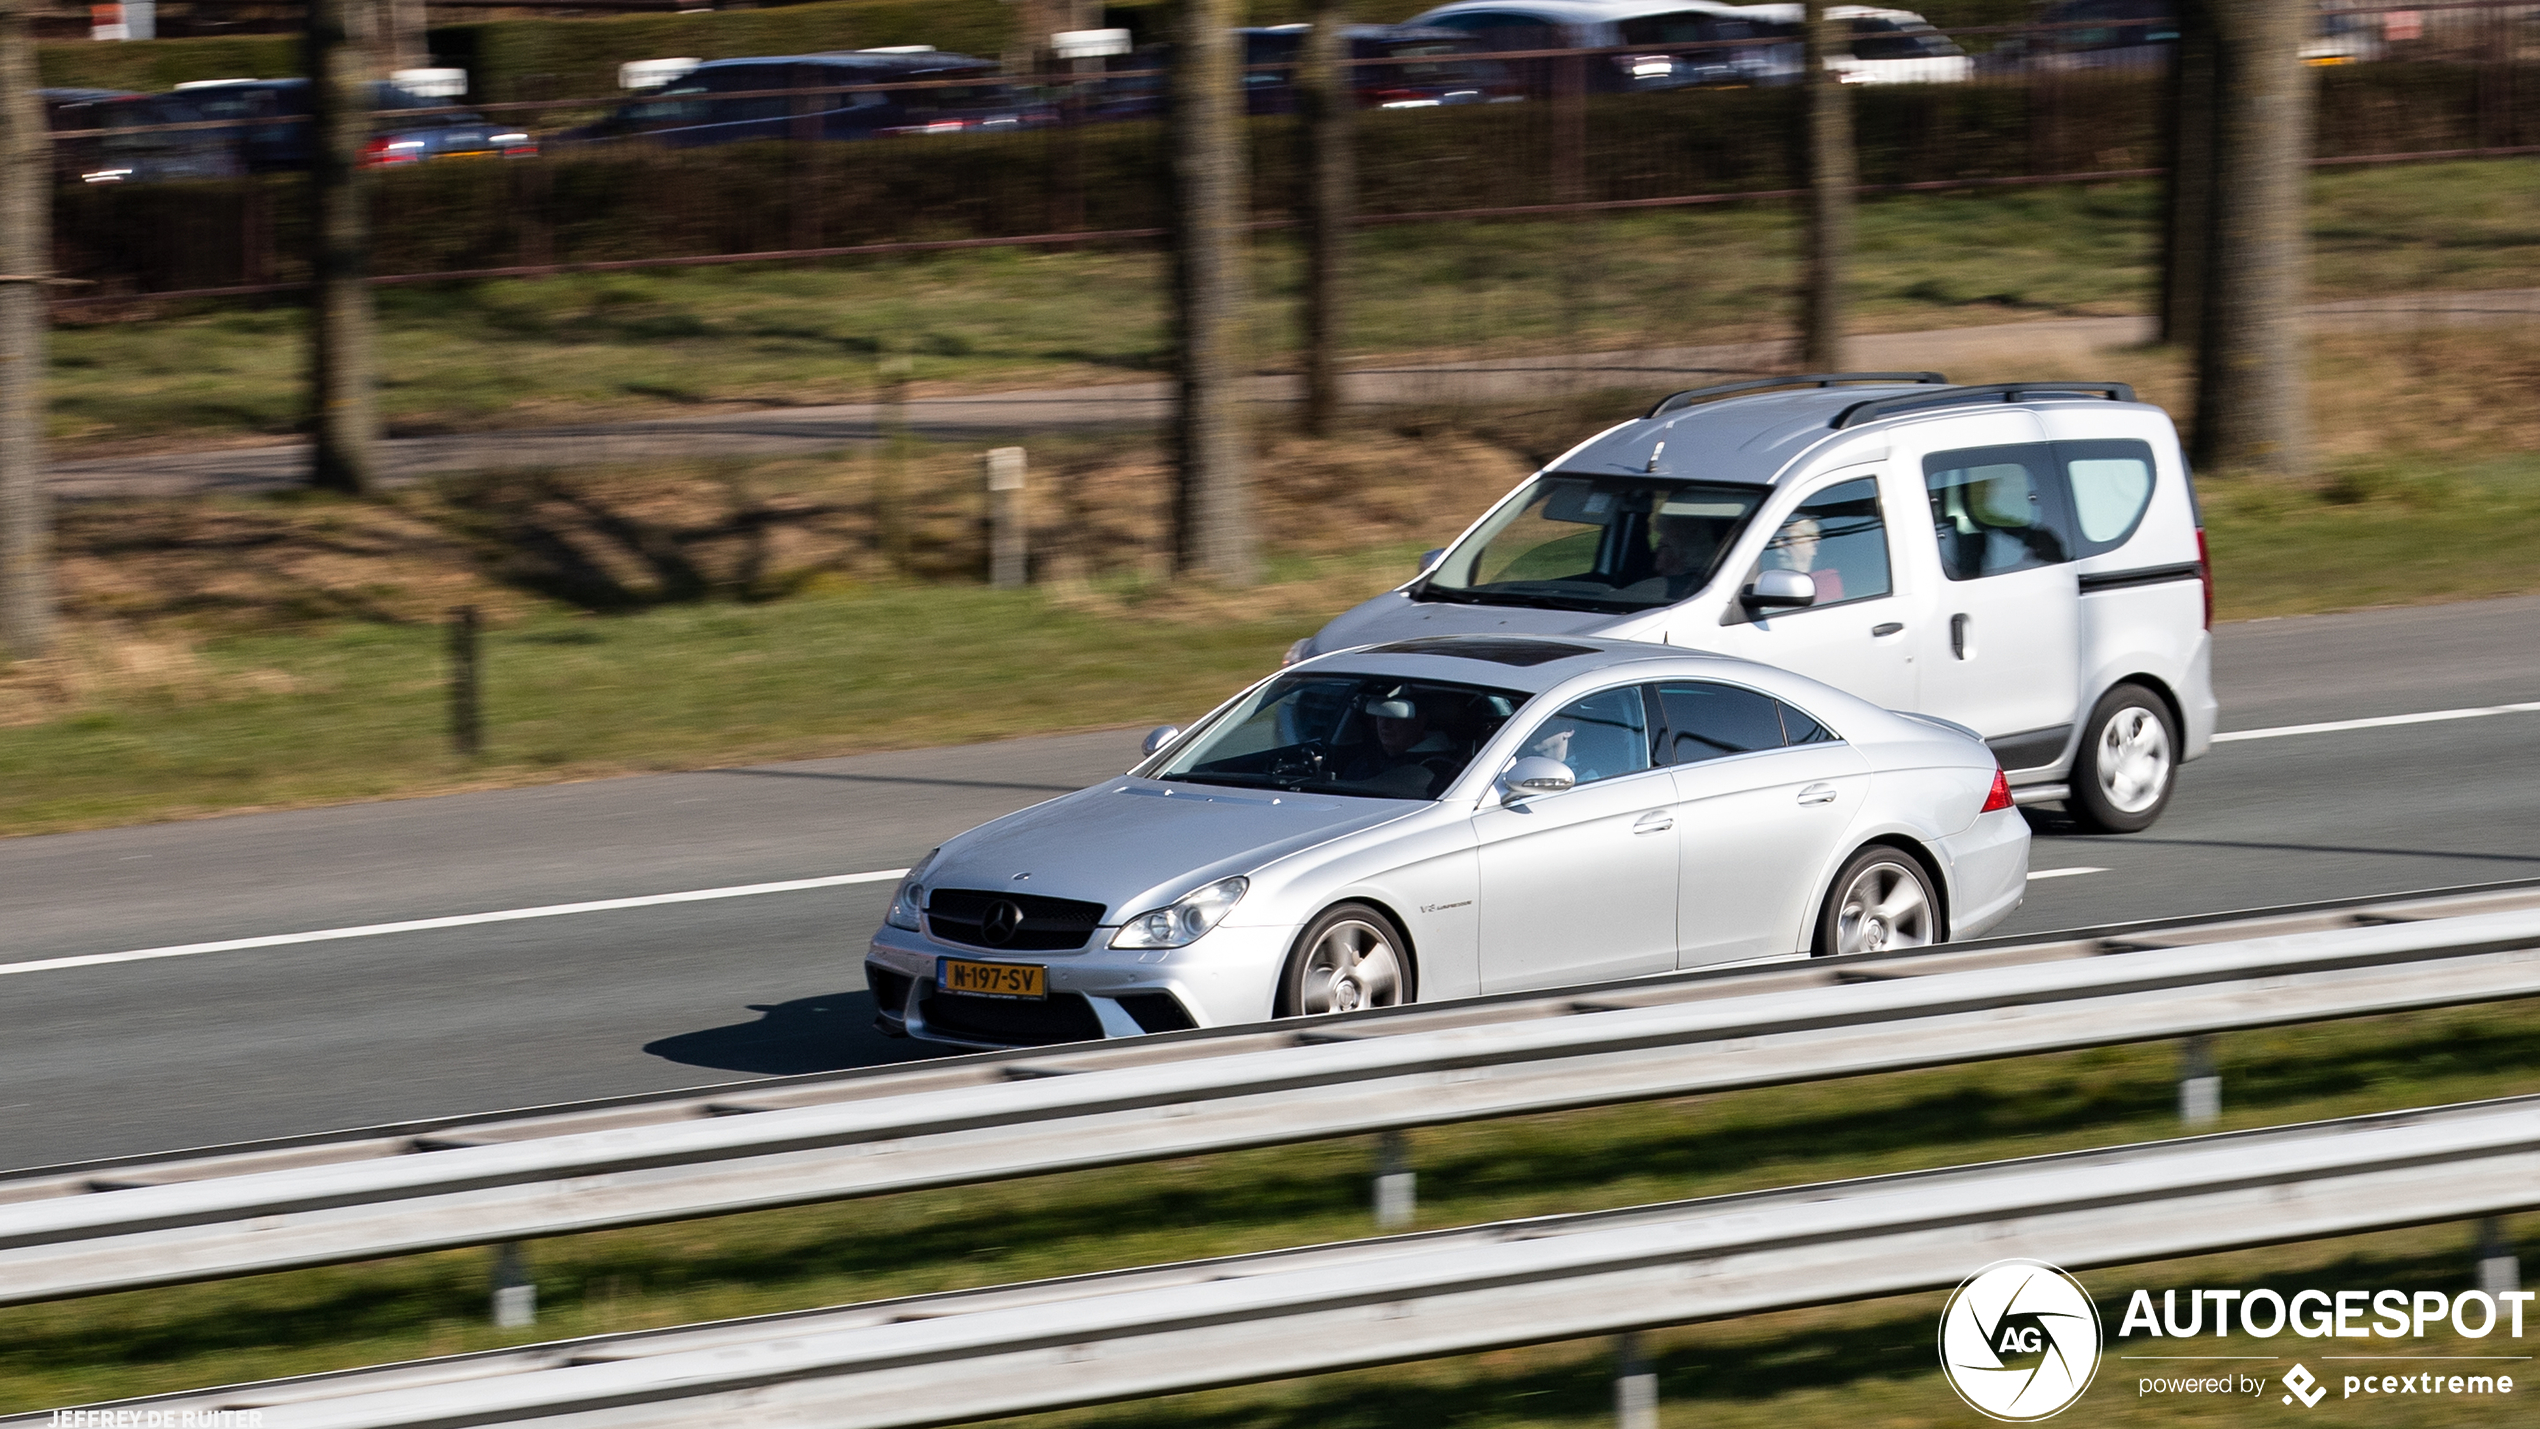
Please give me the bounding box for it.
[2096,706,2174,814]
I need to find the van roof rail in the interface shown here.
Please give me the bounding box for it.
[1831,381,2138,429]
[1644,372,1947,419]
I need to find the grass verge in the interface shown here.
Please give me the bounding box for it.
[46,159,2539,453]
[3,1001,2535,1416]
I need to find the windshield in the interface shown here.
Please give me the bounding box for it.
[1418,476,1767,612]
[1153,673,1531,801]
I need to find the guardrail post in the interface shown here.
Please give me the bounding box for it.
[2178,1034,2220,1126]
[1374,1129,1414,1229]
[1615,1331,1658,1429]
[2478,1217,2520,1295]
[447,605,482,757]
[984,446,1027,589]
[491,1241,535,1328]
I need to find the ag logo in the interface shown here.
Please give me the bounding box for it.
[1939,1259,2102,1421]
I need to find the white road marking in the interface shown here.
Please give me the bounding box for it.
[0,868,910,979]
[2215,701,2540,744]
[2027,867,2108,881]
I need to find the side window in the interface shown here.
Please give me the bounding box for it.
[1924,445,2071,580]
[1652,682,1787,765]
[1519,686,1654,785]
[1735,477,1892,619]
[1777,700,1839,745]
[2056,439,2157,556]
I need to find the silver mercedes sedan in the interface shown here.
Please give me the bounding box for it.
[865,635,2028,1049]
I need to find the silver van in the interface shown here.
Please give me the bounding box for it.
[1294,374,2218,832]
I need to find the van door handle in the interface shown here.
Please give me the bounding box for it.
[1871,621,1904,637]
[1633,812,1675,833]
[1797,783,1839,806]
[1950,613,1974,660]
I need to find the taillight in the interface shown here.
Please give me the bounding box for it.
[360,136,393,166]
[1980,768,2014,813]
[2196,528,2214,630]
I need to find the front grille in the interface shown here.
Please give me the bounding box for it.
[925,888,1106,952]
[919,989,1105,1047]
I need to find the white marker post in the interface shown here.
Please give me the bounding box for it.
[985,446,1028,590]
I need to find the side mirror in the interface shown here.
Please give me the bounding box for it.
[1742,568,1817,612]
[1500,756,1576,804]
[1141,725,1182,757]
[1419,547,1446,575]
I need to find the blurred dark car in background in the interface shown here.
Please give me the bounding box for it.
[76,79,532,184]
[1085,25,1522,122]
[1401,0,1802,94]
[555,50,1051,149]
[39,88,140,181]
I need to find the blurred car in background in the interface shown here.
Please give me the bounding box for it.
[1733,3,1972,83]
[1401,0,1798,93]
[1239,25,1526,110]
[1989,0,2382,73]
[556,50,1049,149]
[76,78,531,184]
[39,88,140,182]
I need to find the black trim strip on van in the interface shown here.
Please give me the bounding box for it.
[2079,562,2203,594]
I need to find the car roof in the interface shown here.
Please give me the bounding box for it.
[1408,0,1672,23]
[695,51,994,73]
[1554,377,2166,488]
[1294,633,1795,695]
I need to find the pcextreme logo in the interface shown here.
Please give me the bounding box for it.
[1940,1259,2104,1421]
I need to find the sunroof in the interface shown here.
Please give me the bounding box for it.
[1364,637,1599,668]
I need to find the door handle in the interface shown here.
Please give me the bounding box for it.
[1871,621,1904,637]
[1950,613,1974,660]
[1633,812,1675,833]
[1797,783,1839,806]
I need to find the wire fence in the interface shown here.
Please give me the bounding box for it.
[36,2,2539,311]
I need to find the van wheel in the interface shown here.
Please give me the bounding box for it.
[1814,847,1940,958]
[1277,903,1413,1018]
[2070,683,2177,834]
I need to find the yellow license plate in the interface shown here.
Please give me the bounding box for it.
[937,957,1046,1000]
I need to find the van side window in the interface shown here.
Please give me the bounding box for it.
[1924,445,2070,579]
[2057,439,2158,555]
[1737,477,1891,617]
[1650,682,1787,765]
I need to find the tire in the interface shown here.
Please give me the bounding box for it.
[2069,682,2178,834]
[1276,903,1414,1018]
[1813,846,1942,958]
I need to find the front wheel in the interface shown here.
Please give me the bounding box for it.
[1813,846,1941,958]
[1277,903,1414,1018]
[2069,682,2178,834]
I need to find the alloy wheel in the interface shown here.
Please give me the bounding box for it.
[1833,861,1936,956]
[2095,704,2174,814]
[1294,918,1406,1016]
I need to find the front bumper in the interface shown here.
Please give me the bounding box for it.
[865,921,1297,1051]
[1938,805,2031,941]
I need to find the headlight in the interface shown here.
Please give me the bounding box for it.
[885,849,939,931]
[1111,877,1248,949]
[1281,637,1314,667]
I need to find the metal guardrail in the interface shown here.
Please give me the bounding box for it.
[21,1091,2540,1427]
[3,884,2538,1306]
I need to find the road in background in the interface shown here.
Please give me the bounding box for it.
[2,596,2535,1168]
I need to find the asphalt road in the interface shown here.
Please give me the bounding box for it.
[3,595,2536,1169]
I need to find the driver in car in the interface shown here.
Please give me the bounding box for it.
[1339,695,1460,793]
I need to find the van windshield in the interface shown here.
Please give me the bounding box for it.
[1416,475,1767,613]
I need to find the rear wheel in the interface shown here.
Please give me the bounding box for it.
[1277,903,1413,1018]
[2069,682,2177,834]
[1813,846,1941,958]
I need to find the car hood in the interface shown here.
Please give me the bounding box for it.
[1313,589,1635,651]
[926,779,1420,922]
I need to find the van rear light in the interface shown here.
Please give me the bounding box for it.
[1980,768,2014,813]
[2196,528,2214,630]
